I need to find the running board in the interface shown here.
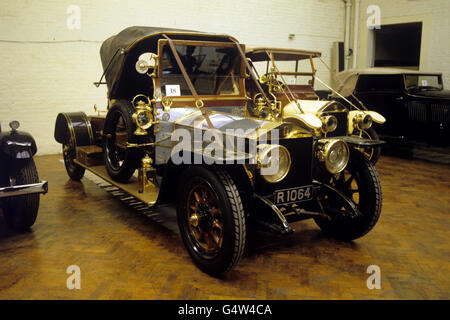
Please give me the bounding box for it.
[74,160,159,206]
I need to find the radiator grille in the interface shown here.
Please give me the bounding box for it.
[407,101,427,121]
[430,104,450,124]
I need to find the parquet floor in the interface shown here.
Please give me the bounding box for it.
[0,154,448,299]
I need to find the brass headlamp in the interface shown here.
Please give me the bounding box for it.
[354,112,373,130]
[320,115,338,134]
[257,144,291,183]
[316,139,349,174]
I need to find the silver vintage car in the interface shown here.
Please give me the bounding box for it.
[54,27,382,276]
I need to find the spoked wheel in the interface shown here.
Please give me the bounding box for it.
[103,100,143,183]
[177,166,246,276]
[314,149,382,240]
[353,128,381,165]
[62,142,85,180]
[186,183,224,257]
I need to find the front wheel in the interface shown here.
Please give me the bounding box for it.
[176,166,246,276]
[353,128,381,165]
[3,158,40,230]
[314,149,382,240]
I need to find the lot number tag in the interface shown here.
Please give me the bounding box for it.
[165,85,181,97]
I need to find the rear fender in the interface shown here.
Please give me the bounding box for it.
[54,112,94,146]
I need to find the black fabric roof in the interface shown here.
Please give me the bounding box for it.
[99,26,237,99]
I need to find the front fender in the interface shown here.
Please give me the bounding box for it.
[338,135,385,147]
[0,130,37,159]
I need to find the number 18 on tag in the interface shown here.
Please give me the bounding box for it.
[165,85,181,97]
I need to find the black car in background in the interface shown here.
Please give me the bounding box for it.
[0,121,48,230]
[333,68,450,146]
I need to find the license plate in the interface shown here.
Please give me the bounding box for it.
[274,185,313,205]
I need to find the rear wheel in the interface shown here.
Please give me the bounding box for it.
[176,166,246,276]
[3,158,40,230]
[314,150,382,240]
[103,100,142,182]
[63,143,85,180]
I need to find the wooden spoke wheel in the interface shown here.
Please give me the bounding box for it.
[177,166,246,276]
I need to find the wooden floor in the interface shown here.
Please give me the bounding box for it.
[0,154,449,299]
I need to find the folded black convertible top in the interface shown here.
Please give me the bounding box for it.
[99,26,236,99]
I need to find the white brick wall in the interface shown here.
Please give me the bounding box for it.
[0,0,346,155]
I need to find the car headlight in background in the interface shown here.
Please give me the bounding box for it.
[320,115,338,134]
[317,139,349,174]
[257,144,291,183]
[9,120,20,131]
[354,112,373,130]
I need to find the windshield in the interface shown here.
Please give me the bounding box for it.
[251,59,314,86]
[404,74,442,91]
[161,44,242,96]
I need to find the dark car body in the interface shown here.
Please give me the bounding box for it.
[0,122,47,196]
[0,121,48,230]
[334,68,450,146]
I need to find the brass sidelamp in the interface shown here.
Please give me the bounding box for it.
[131,94,154,135]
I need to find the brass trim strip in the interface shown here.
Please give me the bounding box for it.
[62,113,77,146]
[82,112,94,144]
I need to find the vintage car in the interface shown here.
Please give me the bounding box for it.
[54,27,382,276]
[245,47,386,164]
[0,121,48,230]
[333,68,450,146]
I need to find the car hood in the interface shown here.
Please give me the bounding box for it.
[168,107,283,139]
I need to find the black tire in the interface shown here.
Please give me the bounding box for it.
[103,100,141,183]
[3,158,40,230]
[314,149,382,240]
[176,166,246,276]
[353,128,381,165]
[62,143,85,180]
